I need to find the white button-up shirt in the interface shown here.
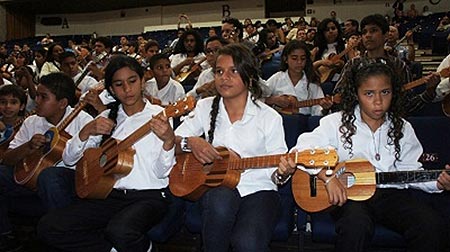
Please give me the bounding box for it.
[63,99,176,190]
[9,106,93,169]
[266,70,325,115]
[175,93,288,197]
[293,106,440,193]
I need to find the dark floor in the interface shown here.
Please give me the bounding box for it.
[16,224,405,252]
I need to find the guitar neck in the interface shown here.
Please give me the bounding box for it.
[402,77,426,91]
[229,151,332,171]
[403,67,449,91]
[294,97,325,109]
[56,101,87,132]
[116,97,195,151]
[377,170,447,184]
[74,66,91,86]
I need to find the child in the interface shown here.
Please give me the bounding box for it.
[187,36,228,99]
[281,62,446,252]
[0,72,93,251]
[60,51,99,95]
[265,40,333,115]
[37,55,176,252]
[144,53,185,105]
[0,85,26,143]
[174,44,295,252]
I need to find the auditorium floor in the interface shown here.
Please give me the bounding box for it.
[18,225,404,252]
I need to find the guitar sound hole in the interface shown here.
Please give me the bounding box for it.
[340,173,355,188]
[99,154,107,167]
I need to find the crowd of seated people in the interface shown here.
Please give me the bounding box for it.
[0,8,450,252]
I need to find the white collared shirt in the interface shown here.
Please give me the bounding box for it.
[74,72,99,94]
[144,78,186,105]
[293,106,440,193]
[63,99,175,190]
[169,53,210,73]
[266,70,325,116]
[434,54,450,101]
[9,106,93,169]
[187,68,215,99]
[175,93,288,197]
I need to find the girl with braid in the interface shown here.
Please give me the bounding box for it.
[281,62,447,252]
[174,43,295,252]
[38,55,176,252]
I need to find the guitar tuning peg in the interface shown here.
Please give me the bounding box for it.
[325,167,333,176]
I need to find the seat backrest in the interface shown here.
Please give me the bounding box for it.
[407,116,450,169]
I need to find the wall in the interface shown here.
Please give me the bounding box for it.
[0,5,6,41]
[34,0,450,36]
[305,0,450,21]
[35,0,265,36]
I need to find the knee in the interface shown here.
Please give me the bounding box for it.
[201,187,238,218]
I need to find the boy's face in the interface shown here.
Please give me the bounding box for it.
[35,84,67,121]
[152,58,171,85]
[145,46,159,60]
[362,24,386,51]
[0,94,24,119]
[61,56,79,77]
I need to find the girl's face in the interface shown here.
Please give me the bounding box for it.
[52,45,64,61]
[109,66,145,115]
[214,54,248,100]
[286,48,307,75]
[357,74,392,128]
[16,55,26,67]
[0,94,24,120]
[324,21,339,43]
[152,58,171,86]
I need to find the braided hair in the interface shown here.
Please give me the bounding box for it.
[339,61,405,161]
[100,55,144,144]
[207,44,262,144]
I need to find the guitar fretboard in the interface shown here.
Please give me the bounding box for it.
[376,170,447,184]
[228,151,335,171]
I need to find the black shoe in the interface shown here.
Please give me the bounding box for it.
[0,233,23,252]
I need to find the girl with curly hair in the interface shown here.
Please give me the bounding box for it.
[281,61,447,252]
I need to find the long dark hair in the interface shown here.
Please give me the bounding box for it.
[173,29,204,55]
[280,40,318,83]
[314,18,345,61]
[207,43,262,144]
[339,61,404,160]
[101,55,144,144]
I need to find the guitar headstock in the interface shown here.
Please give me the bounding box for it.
[163,96,196,118]
[295,148,339,168]
[440,66,450,78]
[93,51,108,63]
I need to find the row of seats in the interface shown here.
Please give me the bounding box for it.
[147,113,450,250]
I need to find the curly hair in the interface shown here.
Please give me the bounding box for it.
[339,61,405,161]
